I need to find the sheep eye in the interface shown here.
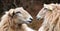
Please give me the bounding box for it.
[16,12,21,14]
[44,8,47,10]
[44,8,51,11]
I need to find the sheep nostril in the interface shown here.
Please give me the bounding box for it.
[37,18,40,20]
[30,18,33,21]
[37,17,40,20]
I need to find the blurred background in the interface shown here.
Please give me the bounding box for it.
[0,0,59,30]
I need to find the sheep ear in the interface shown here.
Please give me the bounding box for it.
[8,9,15,17]
[5,11,8,14]
[12,11,15,16]
[44,4,47,7]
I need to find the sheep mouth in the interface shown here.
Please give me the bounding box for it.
[24,21,32,24]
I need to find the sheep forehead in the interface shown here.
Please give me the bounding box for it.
[44,4,56,10]
[15,7,30,15]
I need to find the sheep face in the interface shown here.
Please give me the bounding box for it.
[36,4,55,20]
[8,7,33,24]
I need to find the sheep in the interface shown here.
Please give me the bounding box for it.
[36,3,60,31]
[0,7,35,31]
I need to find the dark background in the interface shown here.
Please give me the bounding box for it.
[0,0,59,30]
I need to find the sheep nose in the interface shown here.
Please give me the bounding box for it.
[37,18,40,20]
[29,18,33,21]
[36,16,40,20]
